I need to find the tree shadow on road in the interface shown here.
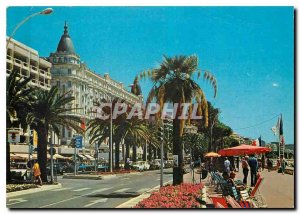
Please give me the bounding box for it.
[86,192,140,199]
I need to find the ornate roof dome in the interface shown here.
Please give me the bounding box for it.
[56,21,75,54]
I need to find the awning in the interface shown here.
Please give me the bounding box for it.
[11,153,28,159]
[78,154,87,160]
[53,154,67,159]
[84,154,95,161]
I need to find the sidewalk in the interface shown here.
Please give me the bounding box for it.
[234,167,294,208]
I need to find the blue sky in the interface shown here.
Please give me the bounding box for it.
[6,6,294,144]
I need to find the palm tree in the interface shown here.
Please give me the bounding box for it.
[88,101,152,170]
[29,87,83,181]
[6,70,36,183]
[139,55,217,185]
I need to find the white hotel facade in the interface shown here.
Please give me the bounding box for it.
[7,23,143,159]
[47,23,142,149]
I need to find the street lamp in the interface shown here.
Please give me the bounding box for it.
[6,8,53,49]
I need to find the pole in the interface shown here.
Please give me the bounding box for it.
[6,8,53,49]
[95,142,98,172]
[160,139,164,187]
[50,140,54,183]
[109,109,113,172]
[74,147,77,176]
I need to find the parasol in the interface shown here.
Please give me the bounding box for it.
[204,152,221,158]
[218,144,271,156]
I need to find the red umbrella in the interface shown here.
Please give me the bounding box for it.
[218,144,272,156]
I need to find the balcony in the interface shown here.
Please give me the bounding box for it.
[30,65,38,74]
[6,55,12,62]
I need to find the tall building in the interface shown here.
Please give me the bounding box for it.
[47,22,142,147]
[6,38,52,90]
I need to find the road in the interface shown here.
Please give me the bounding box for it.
[7,169,173,208]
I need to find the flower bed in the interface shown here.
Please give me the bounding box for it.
[6,184,39,193]
[134,183,205,208]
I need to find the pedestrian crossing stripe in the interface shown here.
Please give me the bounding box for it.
[73,187,91,192]
[113,188,130,193]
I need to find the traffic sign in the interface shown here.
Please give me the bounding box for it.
[8,129,20,143]
[48,148,56,155]
[75,136,83,148]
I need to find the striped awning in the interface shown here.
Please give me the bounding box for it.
[84,154,95,160]
[78,154,87,160]
[53,154,67,159]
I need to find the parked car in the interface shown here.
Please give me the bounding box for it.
[10,162,30,181]
[130,161,150,171]
[164,160,173,168]
[46,163,65,175]
[97,163,109,172]
[150,159,165,169]
[130,161,144,171]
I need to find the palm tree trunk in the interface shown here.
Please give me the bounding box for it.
[132,145,137,162]
[115,141,120,169]
[173,117,183,185]
[125,141,130,170]
[6,120,12,183]
[37,126,48,182]
[142,144,147,161]
[148,144,152,161]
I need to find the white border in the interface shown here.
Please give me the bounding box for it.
[1,1,298,213]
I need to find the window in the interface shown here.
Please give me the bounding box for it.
[57,81,60,87]
[53,58,57,63]
[64,57,68,63]
[68,69,71,74]
[68,130,72,138]
[68,81,72,87]
[62,85,65,94]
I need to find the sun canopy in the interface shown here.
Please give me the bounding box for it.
[218,144,271,156]
[204,152,221,158]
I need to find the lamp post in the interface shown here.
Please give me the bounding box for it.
[103,78,114,173]
[6,8,53,49]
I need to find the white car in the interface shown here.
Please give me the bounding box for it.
[130,161,144,171]
[131,161,151,171]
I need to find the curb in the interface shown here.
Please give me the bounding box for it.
[63,175,103,180]
[7,183,62,198]
[63,171,143,180]
[116,180,172,208]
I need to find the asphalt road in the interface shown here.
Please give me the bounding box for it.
[7,169,173,208]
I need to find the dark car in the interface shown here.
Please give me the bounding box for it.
[46,163,65,175]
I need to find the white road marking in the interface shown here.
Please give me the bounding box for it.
[137,188,150,194]
[93,187,112,193]
[84,198,108,207]
[7,198,27,206]
[51,187,72,192]
[113,188,130,193]
[73,187,91,192]
[39,187,112,208]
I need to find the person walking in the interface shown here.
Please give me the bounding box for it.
[267,158,273,172]
[248,154,258,187]
[224,157,231,173]
[242,156,249,185]
[33,160,42,186]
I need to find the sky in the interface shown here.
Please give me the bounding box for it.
[6,6,294,145]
